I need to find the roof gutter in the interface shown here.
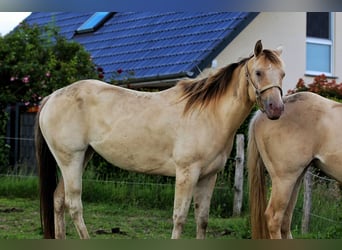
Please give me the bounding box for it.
[117,71,194,89]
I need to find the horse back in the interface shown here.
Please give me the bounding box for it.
[39,80,175,169]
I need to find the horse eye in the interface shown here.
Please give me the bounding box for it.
[255,71,262,77]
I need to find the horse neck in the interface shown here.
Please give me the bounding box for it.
[217,65,254,133]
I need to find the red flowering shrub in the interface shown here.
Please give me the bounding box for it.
[109,68,135,86]
[287,74,342,100]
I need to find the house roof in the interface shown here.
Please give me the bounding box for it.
[24,12,257,87]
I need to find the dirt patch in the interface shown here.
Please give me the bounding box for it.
[95,227,128,236]
[0,207,24,213]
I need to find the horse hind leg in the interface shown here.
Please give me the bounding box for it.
[53,147,93,239]
[193,174,217,239]
[54,179,66,239]
[56,150,90,239]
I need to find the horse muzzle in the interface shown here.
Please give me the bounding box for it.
[257,85,284,120]
[263,97,284,120]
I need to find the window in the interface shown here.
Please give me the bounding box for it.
[76,12,114,34]
[306,12,334,75]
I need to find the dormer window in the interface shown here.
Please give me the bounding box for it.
[76,12,113,34]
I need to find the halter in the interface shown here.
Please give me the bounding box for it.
[244,63,283,112]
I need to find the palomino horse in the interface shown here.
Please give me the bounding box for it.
[248,92,342,239]
[35,40,285,239]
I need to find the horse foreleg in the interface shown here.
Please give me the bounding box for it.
[265,177,298,239]
[54,179,66,239]
[171,167,200,239]
[193,174,217,239]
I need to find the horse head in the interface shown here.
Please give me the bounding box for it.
[246,40,285,120]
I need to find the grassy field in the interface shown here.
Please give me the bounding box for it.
[0,197,250,239]
[1,174,342,239]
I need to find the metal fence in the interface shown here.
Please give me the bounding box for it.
[2,104,36,173]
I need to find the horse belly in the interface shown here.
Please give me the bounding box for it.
[90,136,177,177]
[85,86,179,176]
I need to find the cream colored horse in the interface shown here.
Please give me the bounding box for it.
[248,92,342,239]
[35,40,285,239]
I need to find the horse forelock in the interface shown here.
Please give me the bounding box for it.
[179,56,251,114]
[260,49,282,65]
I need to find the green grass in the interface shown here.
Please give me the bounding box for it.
[1,174,342,239]
[291,181,342,239]
[0,174,249,239]
[0,197,41,239]
[0,172,242,218]
[0,175,38,199]
[0,197,249,239]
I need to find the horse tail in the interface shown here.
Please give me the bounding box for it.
[35,96,57,239]
[247,113,269,239]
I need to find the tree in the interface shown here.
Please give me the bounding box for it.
[0,22,98,107]
[0,21,99,169]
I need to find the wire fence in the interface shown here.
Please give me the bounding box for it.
[308,170,336,182]
[0,173,234,191]
[0,136,34,141]
[1,135,342,236]
[293,169,342,236]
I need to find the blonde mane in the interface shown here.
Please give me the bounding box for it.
[178,58,249,114]
[178,49,281,114]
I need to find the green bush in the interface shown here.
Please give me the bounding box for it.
[0,21,99,170]
[0,22,98,106]
[0,111,10,169]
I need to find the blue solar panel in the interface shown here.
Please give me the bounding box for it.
[24,12,258,84]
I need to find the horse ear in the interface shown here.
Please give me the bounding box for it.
[274,45,283,56]
[254,40,263,57]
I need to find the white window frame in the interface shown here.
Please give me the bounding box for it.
[306,12,334,77]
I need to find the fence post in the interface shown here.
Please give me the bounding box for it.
[301,166,313,234]
[233,134,244,216]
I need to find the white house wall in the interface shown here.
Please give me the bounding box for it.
[203,12,342,93]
